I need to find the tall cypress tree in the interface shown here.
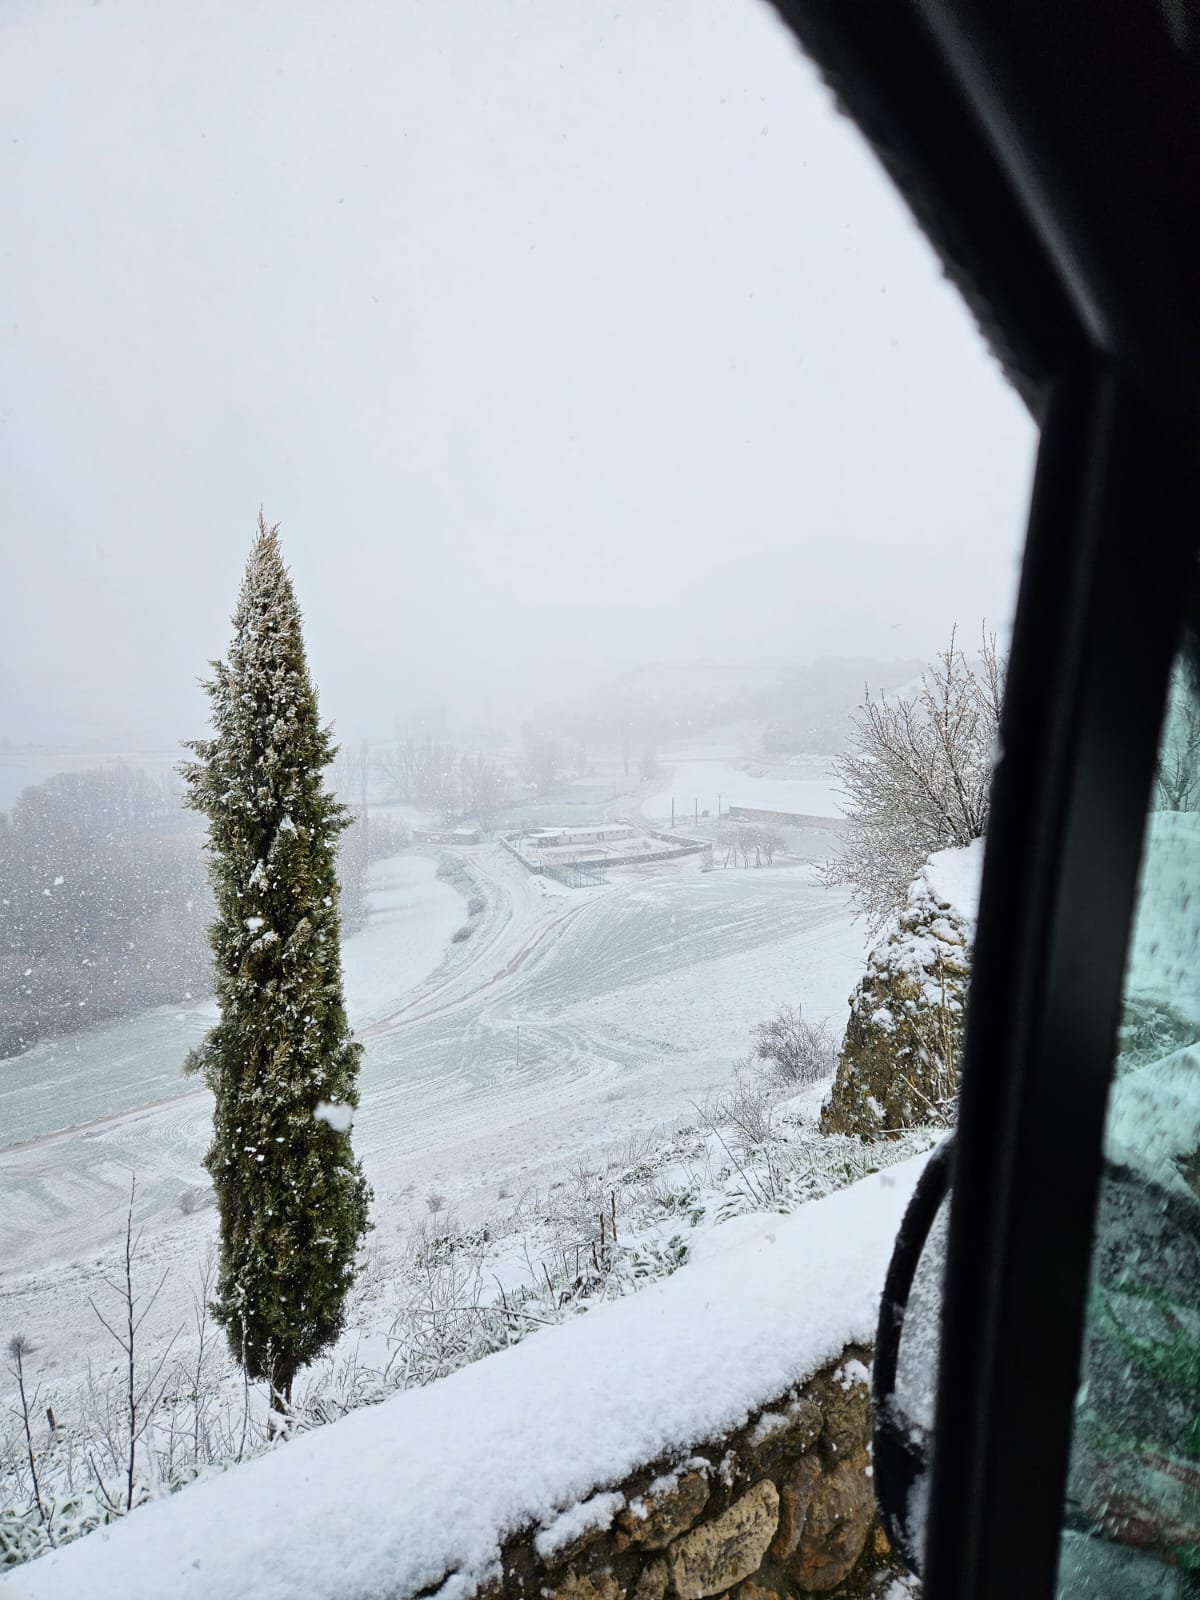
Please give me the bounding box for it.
[181,514,370,1405]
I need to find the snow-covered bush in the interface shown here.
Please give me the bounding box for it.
[750,1005,838,1087]
[176,1185,211,1216]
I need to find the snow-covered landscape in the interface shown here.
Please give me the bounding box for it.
[2,741,948,1571]
[0,0,1040,1591]
[8,1155,933,1600]
[2,817,862,1352]
[7,749,842,1235]
[9,0,1195,1580]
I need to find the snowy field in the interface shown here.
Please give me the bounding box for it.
[0,839,870,1403]
[642,747,843,824]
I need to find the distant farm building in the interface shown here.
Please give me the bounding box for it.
[524,824,635,850]
[501,822,709,884]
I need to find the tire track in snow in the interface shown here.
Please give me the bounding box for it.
[357,899,588,1040]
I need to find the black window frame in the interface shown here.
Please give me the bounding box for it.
[767,4,1200,1596]
[931,369,1196,1600]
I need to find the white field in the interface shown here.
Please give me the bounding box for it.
[641,747,843,824]
[0,766,867,1401]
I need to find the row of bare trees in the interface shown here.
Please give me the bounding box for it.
[0,763,399,1056]
[0,768,211,1056]
[715,823,784,868]
[374,739,508,832]
[374,739,509,830]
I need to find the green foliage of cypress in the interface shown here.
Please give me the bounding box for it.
[180,514,371,1404]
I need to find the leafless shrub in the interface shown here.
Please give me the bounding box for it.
[691,1088,781,1209]
[751,1005,838,1087]
[176,1185,210,1216]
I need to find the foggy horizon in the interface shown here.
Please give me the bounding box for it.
[2,0,1035,755]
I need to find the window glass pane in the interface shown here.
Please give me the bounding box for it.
[1058,615,1200,1597]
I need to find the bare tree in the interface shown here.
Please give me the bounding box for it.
[754,826,783,866]
[87,1177,180,1512]
[468,754,507,834]
[375,739,417,802]
[333,743,370,814]
[7,1334,54,1545]
[828,627,1004,926]
[520,725,559,793]
[716,823,756,869]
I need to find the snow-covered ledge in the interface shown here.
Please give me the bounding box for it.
[7,1161,929,1600]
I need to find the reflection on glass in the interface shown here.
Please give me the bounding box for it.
[894,1194,950,1436]
[1058,618,1200,1597]
[891,1193,949,1554]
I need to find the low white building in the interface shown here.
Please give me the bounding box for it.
[526,823,634,850]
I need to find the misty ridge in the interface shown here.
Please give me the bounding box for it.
[0,650,923,1060]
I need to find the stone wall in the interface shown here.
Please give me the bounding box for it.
[444,1350,903,1600]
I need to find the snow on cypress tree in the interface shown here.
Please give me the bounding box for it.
[180,514,370,1406]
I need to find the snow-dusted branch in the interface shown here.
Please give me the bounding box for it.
[827,626,1005,926]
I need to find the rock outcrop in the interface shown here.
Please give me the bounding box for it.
[822,841,982,1139]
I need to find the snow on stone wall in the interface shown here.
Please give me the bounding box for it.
[484,1348,899,1600]
[5,1161,929,1600]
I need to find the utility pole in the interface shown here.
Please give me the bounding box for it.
[717,791,722,820]
[694,797,698,826]
[671,797,675,829]
[516,1024,521,1072]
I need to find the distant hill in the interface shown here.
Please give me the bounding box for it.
[532,655,926,755]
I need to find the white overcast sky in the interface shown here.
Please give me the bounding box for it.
[0,0,1036,750]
